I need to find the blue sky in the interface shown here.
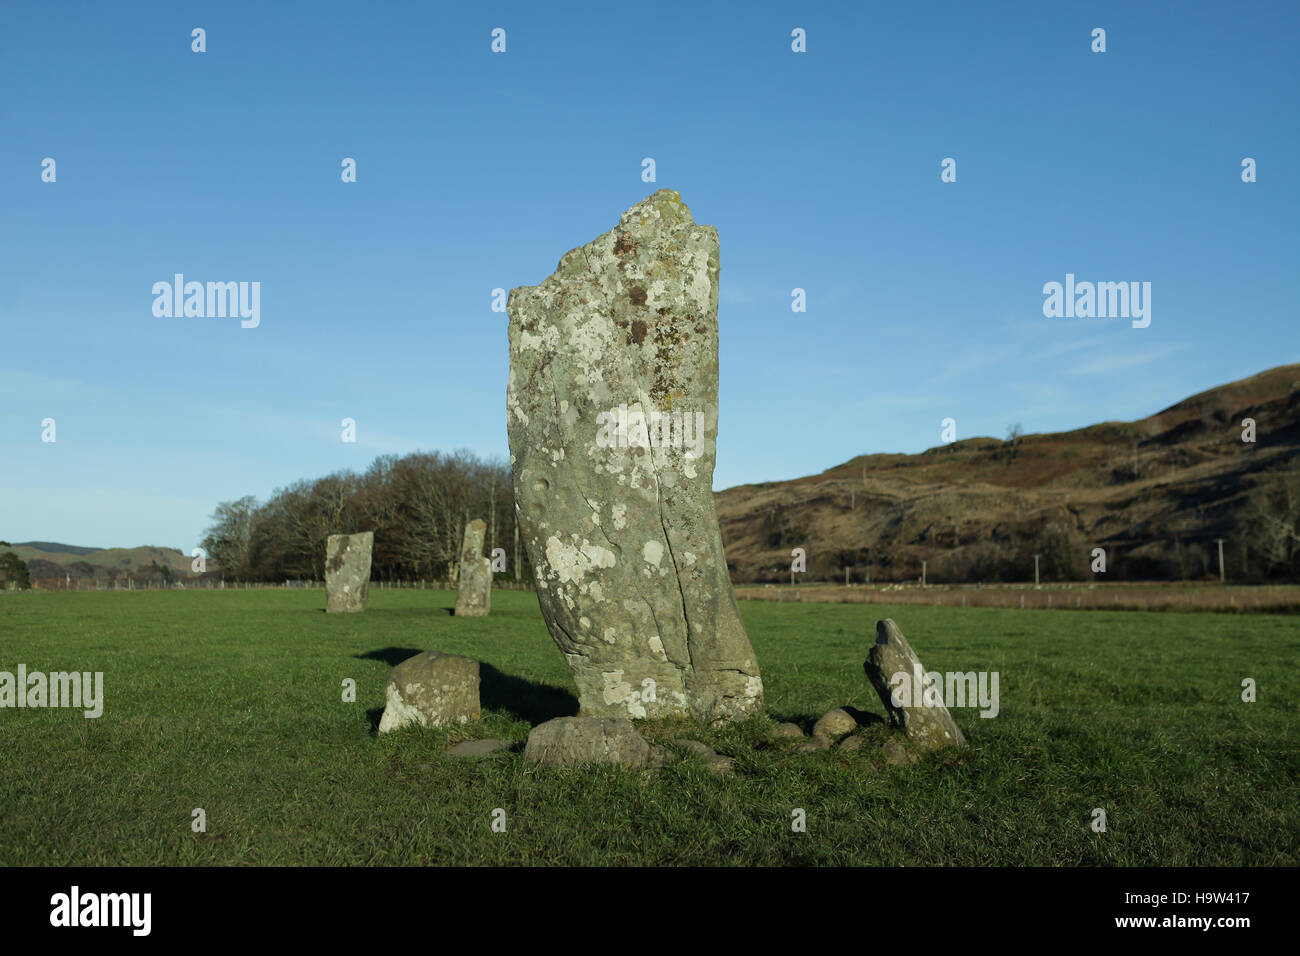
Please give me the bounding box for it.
[2,0,1297,550]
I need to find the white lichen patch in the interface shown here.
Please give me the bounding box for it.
[648,635,668,662]
[611,503,627,530]
[544,535,617,584]
[602,627,617,645]
[601,670,645,718]
[642,540,664,568]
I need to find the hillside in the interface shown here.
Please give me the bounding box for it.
[7,543,197,582]
[716,364,1300,583]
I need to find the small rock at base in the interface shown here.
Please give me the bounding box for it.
[813,708,858,740]
[672,739,716,758]
[524,716,651,769]
[703,754,734,775]
[881,736,919,766]
[796,734,832,753]
[773,722,805,739]
[838,734,864,752]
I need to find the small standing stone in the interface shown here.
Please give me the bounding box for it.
[325,531,373,613]
[454,519,492,617]
[796,735,832,753]
[773,722,806,739]
[378,651,481,734]
[864,618,968,749]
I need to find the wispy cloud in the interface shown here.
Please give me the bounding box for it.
[1068,343,1188,375]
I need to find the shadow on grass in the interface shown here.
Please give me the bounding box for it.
[355,648,579,733]
[480,662,579,725]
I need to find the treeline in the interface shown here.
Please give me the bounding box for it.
[201,450,527,583]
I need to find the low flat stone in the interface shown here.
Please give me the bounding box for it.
[864,618,968,749]
[773,722,805,739]
[446,738,510,758]
[813,708,858,740]
[838,734,865,752]
[523,716,651,769]
[378,651,480,734]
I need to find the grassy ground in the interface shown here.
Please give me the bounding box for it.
[1,589,1296,865]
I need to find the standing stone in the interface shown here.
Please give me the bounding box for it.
[378,651,480,733]
[325,531,373,613]
[506,190,763,725]
[454,519,492,617]
[864,619,968,749]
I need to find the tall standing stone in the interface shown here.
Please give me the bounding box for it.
[506,189,763,725]
[864,618,968,748]
[454,519,492,617]
[325,531,373,613]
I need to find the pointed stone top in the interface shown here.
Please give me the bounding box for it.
[617,189,701,232]
[876,618,907,646]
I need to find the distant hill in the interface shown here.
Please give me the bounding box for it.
[715,364,1300,583]
[12,541,103,556]
[6,544,196,581]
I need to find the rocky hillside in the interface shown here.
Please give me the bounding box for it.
[716,364,1300,584]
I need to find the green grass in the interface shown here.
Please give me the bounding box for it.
[1,589,1297,865]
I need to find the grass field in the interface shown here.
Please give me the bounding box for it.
[1,589,1297,866]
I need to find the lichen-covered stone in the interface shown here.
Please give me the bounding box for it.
[377,651,480,734]
[864,619,968,749]
[773,722,805,739]
[523,716,652,769]
[506,190,763,725]
[454,519,492,617]
[325,531,373,613]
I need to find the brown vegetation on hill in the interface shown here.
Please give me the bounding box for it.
[716,365,1300,584]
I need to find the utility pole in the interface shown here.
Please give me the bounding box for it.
[1215,538,1226,584]
[845,567,849,587]
[1033,553,1041,587]
[921,560,927,587]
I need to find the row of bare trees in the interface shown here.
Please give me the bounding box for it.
[201,450,525,583]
